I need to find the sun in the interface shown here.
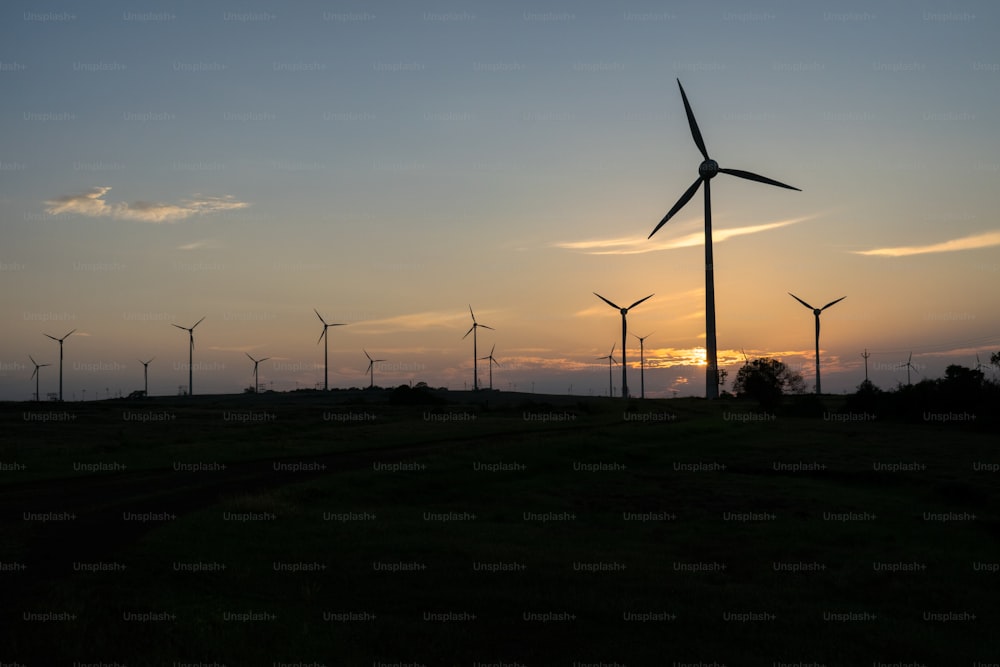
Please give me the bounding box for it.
[693,348,708,366]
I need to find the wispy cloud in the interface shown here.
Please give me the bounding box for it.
[553,215,815,255]
[853,230,1000,257]
[45,186,249,223]
[177,240,221,251]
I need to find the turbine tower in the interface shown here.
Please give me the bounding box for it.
[29,355,50,402]
[632,332,653,399]
[597,342,619,398]
[479,343,501,391]
[364,349,386,389]
[649,79,800,400]
[594,292,653,399]
[463,306,493,391]
[43,329,75,401]
[788,294,845,395]
[246,353,270,393]
[139,357,154,397]
[172,317,204,396]
[314,309,345,391]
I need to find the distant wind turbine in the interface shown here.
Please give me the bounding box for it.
[29,355,50,402]
[597,342,619,398]
[594,293,654,399]
[139,357,154,397]
[902,352,920,386]
[364,349,386,389]
[43,328,75,401]
[649,79,800,400]
[172,317,204,396]
[463,306,493,391]
[315,309,345,391]
[861,349,871,383]
[479,343,501,391]
[788,294,846,395]
[246,353,270,393]
[632,332,653,399]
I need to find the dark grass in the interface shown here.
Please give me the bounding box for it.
[1,393,998,664]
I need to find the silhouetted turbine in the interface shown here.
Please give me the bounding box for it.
[315,309,345,391]
[594,293,653,399]
[649,79,800,400]
[43,328,75,402]
[632,332,653,399]
[364,349,386,389]
[29,355,50,402]
[139,357,154,397]
[788,294,845,395]
[478,343,501,391]
[903,352,920,386]
[246,353,270,393]
[463,306,493,391]
[597,342,619,398]
[172,317,204,396]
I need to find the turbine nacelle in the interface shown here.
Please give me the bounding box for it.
[699,159,719,179]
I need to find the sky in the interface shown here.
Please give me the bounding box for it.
[2,0,999,400]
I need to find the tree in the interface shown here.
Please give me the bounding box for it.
[732,357,805,408]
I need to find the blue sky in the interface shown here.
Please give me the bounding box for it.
[2,1,999,399]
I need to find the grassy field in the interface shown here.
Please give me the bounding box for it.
[1,391,997,665]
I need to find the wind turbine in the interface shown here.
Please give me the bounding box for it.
[861,349,871,383]
[29,355,50,402]
[314,309,345,391]
[43,328,75,401]
[788,294,846,395]
[594,293,654,399]
[479,343,501,391]
[902,352,920,386]
[463,306,493,391]
[246,353,270,393]
[649,79,800,400]
[632,332,653,399]
[596,342,619,397]
[139,357,154,397]
[172,317,204,396]
[364,349,386,389]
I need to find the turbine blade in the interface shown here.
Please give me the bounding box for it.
[462,325,475,339]
[490,343,496,356]
[718,168,800,191]
[593,293,621,310]
[29,355,37,365]
[64,328,77,338]
[191,317,205,329]
[627,294,655,310]
[31,368,38,379]
[649,178,702,239]
[788,293,815,310]
[468,305,476,323]
[479,324,494,331]
[44,333,58,341]
[820,296,847,311]
[317,328,327,344]
[364,349,373,361]
[314,309,327,324]
[246,353,254,362]
[172,324,186,331]
[677,79,709,160]
[260,358,269,363]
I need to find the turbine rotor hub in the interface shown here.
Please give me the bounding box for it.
[813,309,822,316]
[699,159,719,179]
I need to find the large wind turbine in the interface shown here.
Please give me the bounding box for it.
[463,306,493,391]
[364,349,386,389]
[314,309,345,391]
[594,293,653,399]
[43,328,75,401]
[172,317,204,396]
[788,293,846,395]
[479,343,501,391]
[597,343,619,398]
[902,352,920,386]
[632,332,653,399]
[649,79,800,400]
[29,355,50,402]
[139,357,154,397]
[246,353,270,393]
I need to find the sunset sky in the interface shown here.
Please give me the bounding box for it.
[2,0,999,400]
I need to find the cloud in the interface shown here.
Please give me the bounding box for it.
[44,186,249,223]
[177,240,221,251]
[852,230,1000,257]
[553,215,814,255]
